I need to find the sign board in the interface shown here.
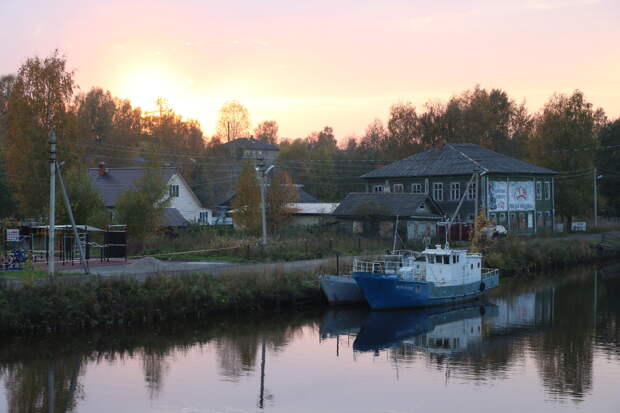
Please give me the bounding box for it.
[508,181,535,211]
[6,229,19,242]
[488,181,508,212]
[489,181,536,211]
[571,222,587,232]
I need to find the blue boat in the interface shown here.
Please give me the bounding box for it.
[352,244,499,310]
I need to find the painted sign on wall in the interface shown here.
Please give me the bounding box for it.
[488,181,508,212]
[489,180,535,211]
[508,181,535,211]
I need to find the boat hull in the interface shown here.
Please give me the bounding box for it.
[319,274,365,305]
[352,271,499,310]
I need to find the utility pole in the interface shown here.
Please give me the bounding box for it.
[48,131,56,278]
[593,167,598,228]
[256,158,268,246]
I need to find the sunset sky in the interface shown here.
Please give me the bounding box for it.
[1,0,618,140]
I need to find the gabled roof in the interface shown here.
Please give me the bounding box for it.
[361,144,557,179]
[161,208,189,227]
[88,167,177,207]
[332,193,443,218]
[222,137,279,152]
[296,186,319,203]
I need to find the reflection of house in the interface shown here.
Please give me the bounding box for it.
[332,193,443,239]
[88,164,213,226]
[360,143,557,234]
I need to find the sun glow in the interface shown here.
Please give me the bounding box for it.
[118,66,186,114]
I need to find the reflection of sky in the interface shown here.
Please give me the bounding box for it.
[45,321,615,413]
[1,0,619,139]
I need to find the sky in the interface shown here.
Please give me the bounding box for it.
[1,0,618,140]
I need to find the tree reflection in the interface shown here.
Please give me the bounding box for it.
[0,312,320,412]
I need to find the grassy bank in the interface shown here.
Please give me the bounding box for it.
[0,269,322,334]
[483,237,618,275]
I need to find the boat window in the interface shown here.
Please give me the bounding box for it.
[471,264,473,270]
[427,255,434,264]
[477,262,480,268]
[443,255,450,264]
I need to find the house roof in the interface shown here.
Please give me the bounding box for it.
[332,193,443,218]
[361,143,557,179]
[222,137,279,152]
[161,208,189,227]
[289,203,339,215]
[296,186,320,203]
[88,167,177,207]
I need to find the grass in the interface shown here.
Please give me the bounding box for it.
[0,268,323,334]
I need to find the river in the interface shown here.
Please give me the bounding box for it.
[1,263,619,412]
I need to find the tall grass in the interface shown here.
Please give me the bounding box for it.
[0,269,322,334]
[483,236,608,275]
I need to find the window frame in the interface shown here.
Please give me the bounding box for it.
[544,181,551,200]
[536,181,542,200]
[169,184,180,198]
[467,181,476,200]
[393,183,404,193]
[373,185,384,193]
[450,182,460,201]
[411,183,422,194]
[432,182,443,201]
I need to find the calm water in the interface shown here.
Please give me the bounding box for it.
[1,264,620,413]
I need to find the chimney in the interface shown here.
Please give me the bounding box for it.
[98,162,107,177]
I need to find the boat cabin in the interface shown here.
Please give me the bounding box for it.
[406,244,482,286]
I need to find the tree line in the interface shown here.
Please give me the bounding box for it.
[1,51,619,230]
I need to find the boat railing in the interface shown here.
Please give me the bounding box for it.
[481,268,499,279]
[352,258,403,274]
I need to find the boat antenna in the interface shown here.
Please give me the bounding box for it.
[392,215,399,253]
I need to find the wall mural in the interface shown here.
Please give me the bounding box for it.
[488,181,535,212]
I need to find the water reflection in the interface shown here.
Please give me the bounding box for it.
[0,264,619,412]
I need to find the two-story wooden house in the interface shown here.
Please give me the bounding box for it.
[342,143,557,236]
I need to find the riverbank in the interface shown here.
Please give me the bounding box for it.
[0,269,323,334]
[1,235,618,335]
[483,236,620,275]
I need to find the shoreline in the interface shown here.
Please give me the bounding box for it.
[1,237,618,335]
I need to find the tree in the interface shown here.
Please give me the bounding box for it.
[386,102,419,157]
[116,168,170,245]
[75,87,116,143]
[216,100,250,142]
[4,51,81,217]
[254,120,278,144]
[56,166,107,228]
[528,90,606,220]
[597,118,620,216]
[266,171,298,231]
[231,161,261,232]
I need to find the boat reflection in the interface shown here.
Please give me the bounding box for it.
[353,303,497,354]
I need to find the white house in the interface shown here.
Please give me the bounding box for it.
[88,163,214,226]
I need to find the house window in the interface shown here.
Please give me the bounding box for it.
[199,211,209,223]
[450,182,460,201]
[467,181,476,200]
[537,211,543,227]
[432,183,443,201]
[373,185,384,193]
[468,214,475,221]
[169,184,179,198]
[393,183,404,193]
[544,182,551,200]
[490,213,497,224]
[536,182,542,200]
[499,212,506,222]
[412,183,422,193]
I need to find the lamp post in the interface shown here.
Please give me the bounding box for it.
[256,159,274,246]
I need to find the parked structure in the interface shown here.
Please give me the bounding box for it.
[359,143,557,234]
[88,164,213,226]
[333,193,443,239]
